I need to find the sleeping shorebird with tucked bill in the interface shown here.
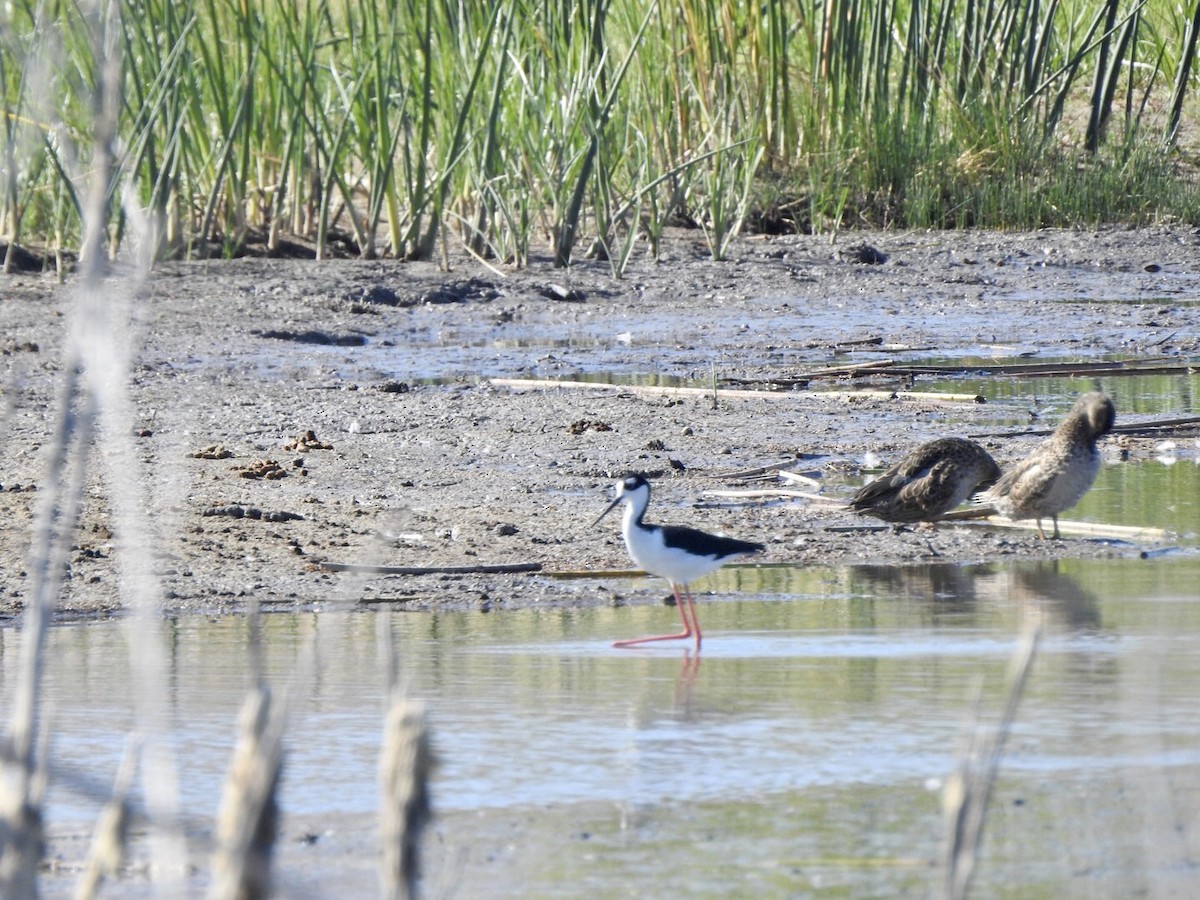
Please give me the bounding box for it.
[594,474,764,650]
[849,437,1001,523]
[979,392,1116,539]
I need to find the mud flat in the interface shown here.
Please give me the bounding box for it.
[2,226,1199,620]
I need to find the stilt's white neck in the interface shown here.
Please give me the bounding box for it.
[620,484,651,536]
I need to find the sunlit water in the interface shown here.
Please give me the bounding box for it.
[6,552,1200,896]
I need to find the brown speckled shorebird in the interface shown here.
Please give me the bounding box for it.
[849,437,1002,523]
[980,392,1116,539]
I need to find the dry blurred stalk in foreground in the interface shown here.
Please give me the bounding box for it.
[942,623,1041,899]
[380,696,433,900]
[209,685,285,900]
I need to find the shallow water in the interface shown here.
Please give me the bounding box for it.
[9,553,1200,896]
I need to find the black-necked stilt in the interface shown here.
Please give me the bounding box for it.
[979,392,1115,539]
[593,474,765,649]
[849,437,1001,523]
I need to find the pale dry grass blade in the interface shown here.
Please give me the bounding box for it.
[73,739,138,900]
[0,339,91,896]
[0,723,47,896]
[73,10,192,885]
[941,623,1041,899]
[0,4,127,893]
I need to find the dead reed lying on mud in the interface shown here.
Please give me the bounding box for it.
[321,561,543,576]
[489,376,986,406]
[729,358,1200,390]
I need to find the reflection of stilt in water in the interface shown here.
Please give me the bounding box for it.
[614,652,705,827]
[674,652,701,709]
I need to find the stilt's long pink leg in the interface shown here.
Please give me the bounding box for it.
[682,588,701,650]
[613,584,700,649]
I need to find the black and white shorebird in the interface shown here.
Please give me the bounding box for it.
[979,392,1116,539]
[594,474,765,649]
[849,437,1001,523]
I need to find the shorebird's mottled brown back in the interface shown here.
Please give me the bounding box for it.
[850,437,1001,523]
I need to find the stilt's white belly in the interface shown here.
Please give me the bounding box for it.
[623,523,731,586]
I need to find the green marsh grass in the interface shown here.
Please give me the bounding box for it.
[3,1,1200,267]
